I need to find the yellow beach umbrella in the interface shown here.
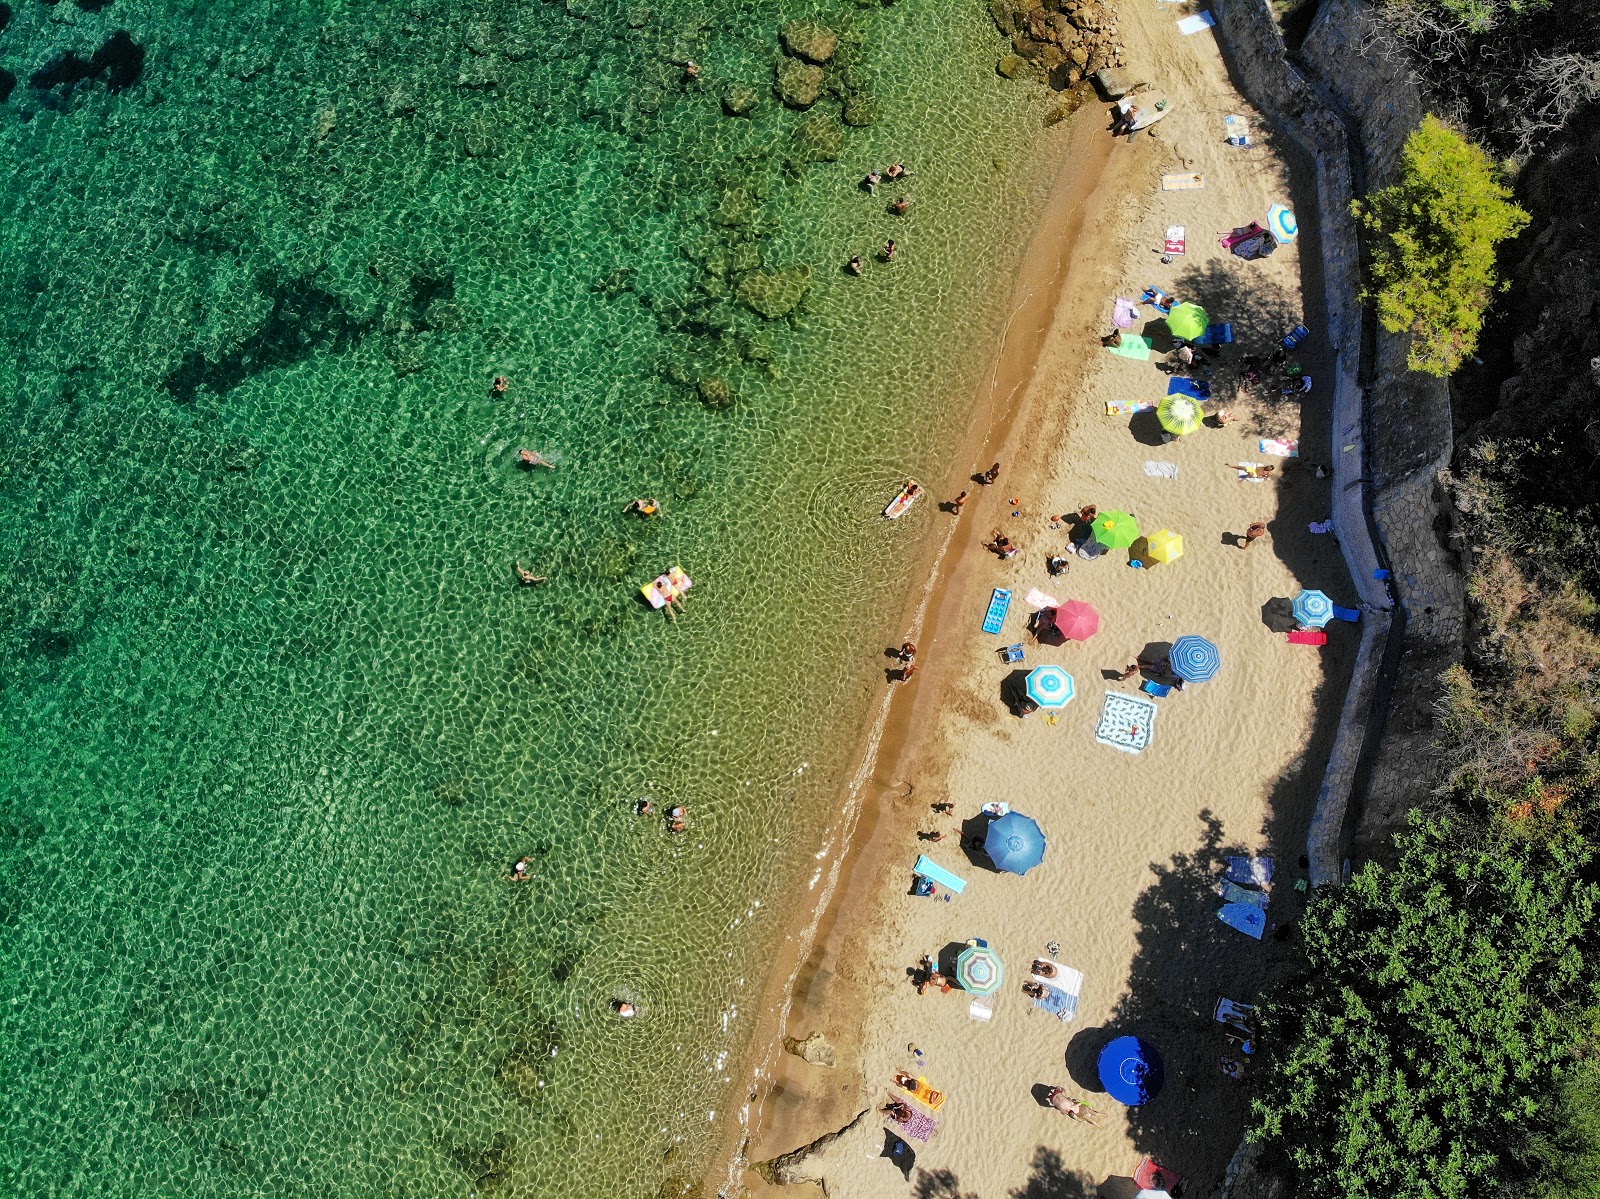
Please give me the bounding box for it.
[1146,529,1184,563]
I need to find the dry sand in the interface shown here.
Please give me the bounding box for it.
[720,5,1358,1196]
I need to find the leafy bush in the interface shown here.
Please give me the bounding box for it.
[1381,0,1550,36]
[1353,116,1530,376]
[1250,812,1600,1199]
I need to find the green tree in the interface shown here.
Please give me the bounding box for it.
[1354,116,1530,376]
[1250,812,1599,1199]
[1380,0,1551,35]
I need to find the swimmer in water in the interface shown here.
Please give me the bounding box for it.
[624,497,662,517]
[614,999,637,1017]
[519,449,554,469]
[491,375,510,396]
[515,563,547,586]
[667,805,687,833]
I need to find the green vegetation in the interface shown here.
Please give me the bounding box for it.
[1381,0,1550,35]
[1353,116,1529,377]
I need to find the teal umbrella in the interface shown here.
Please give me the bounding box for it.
[954,943,1004,994]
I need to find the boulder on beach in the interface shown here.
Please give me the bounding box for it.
[774,57,825,108]
[783,1032,839,1067]
[722,84,759,116]
[780,20,839,63]
[1092,66,1140,98]
[737,264,813,319]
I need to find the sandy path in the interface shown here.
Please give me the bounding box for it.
[727,4,1358,1196]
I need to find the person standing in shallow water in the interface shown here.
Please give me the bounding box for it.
[982,462,1001,485]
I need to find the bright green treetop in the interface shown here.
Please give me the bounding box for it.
[1354,115,1530,377]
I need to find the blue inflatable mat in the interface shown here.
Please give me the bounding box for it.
[914,855,967,895]
[1167,377,1212,400]
[982,588,1013,635]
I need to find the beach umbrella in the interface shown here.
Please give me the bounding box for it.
[1156,395,1205,437]
[1165,302,1208,341]
[1097,1036,1164,1105]
[954,943,1005,994]
[1267,203,1298,244]
[1092,509,1141,550]
[985,811,1048,875]
[1170,635,1221,682]
[1292,588,1334,629]
[1025,666,1076,711]
[1054,599,1100,641]
[1146,529,1184,564]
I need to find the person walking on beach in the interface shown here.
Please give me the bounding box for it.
[899,640,917,662]
[982,462,1001,485]
[900,662,918,683]
[951,490,969,514]
[1243,521,1268,549]
[1116,662,1141,681]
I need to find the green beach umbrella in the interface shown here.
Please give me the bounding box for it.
[1092,509,1141,550]
[1166,302,1209,342]
[1157,395,1205,437]
[954,943,1004,995]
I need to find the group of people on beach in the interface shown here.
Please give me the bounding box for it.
[847,163,912,276]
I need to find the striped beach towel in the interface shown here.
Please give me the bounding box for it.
[1259,438,1299,457]
[1164,225,1186,254]
[1106,398,1156,416]
[1161,173,1205,191]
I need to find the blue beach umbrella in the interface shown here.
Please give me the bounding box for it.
[984,811,1047,876]
[1169,635,1221,683]
[1025,665,1075,710]
[1267,203,1298,243]
[954,943,1005,994]
[1292,589,1334,629]
[1097,1036,1164,1105]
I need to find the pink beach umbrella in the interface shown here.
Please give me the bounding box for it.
[1053,600,1100,641]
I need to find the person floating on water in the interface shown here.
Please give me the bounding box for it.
[886,162,908,180]
[510,856,532,881]
[614,999,637,1018]
[624,497,662,517]
[637,798,656,816]
[862,170,882,194]
[682,60,700,82]
[519,449,555,470]
[515,562,547,586]
[667,805,688,833]
[491,375,510,397]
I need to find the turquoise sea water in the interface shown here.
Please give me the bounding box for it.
[0,1,1067,1194]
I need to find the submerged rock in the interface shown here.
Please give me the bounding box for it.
[997,53,1032,79]
[791,115,844,162]
[722,84,758,116]
[696,377,735,408]
[781,20,839,64]
[496,1046,548,1103]
[774,57,824,108]
[841,90,880,127]
[737,264,813,318]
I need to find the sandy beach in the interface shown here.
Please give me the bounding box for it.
[719,4,1359,1196]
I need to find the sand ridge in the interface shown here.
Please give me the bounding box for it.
[727,4,1358,1196]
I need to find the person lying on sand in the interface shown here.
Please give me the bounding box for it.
[1031,959,1058,978]
[882,1099,913,1123]
[1229,463,1276,479]
[1045,1087,1101,1124]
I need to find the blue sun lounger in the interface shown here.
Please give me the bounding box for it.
[1282,323,1311,350]
[982,588,1013,635]
[1196,322,1234,346]
[914,855,967,895]
[1331,605,1361,623]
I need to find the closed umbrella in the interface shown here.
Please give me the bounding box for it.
[1054,599,1100,641]
[1156,395,1204,437]
[954,943,1004,994]
[1267,203,1298,244]
[985,811,1047,875]
[1169,635,1221,682]
[1146,529,1184,564]
[1092,509,1141,550]
[1292,589,1334,629]
[1165,302,1208,342]
[1097,1036,1164,1105]
[1025,666,1075,711]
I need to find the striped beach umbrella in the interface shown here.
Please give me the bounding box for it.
[1292,589,1334,629]
[1267,203,1298,244]
[1092,509,1141,550]
[954,943,1004,994]
[1170,635,1221,682]
[1165,302,1209,341]
[1146,529,1184,563]
[1026,665,1075,710]
[1157,395,1205,437]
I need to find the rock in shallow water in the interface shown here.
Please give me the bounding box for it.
[780,20,839,64]
[737,264,813,319]
[774,57,824,108]
[722,84,758,116]
[783,1031,838,1067]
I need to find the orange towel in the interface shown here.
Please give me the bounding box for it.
[895,1075,947,1111]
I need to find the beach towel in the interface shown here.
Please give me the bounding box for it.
[1221,222,1265,249]
[1168,377,1211,400]
[1106,398,1156,416]
[1259,438,1299,457]
[1224,114,1251,145]
[1233,231,1276,260]
[1236,463,1268,482]
[1136,1159,1187,1195]
[1164,225,1186,254]
[982,587,1012,634]
[1162,172,1205,191]
[1224,855,1275,886]
[899,1076,947,1111]
[1219,901,1266,939]
[1221,881,1268,909]
[884,1098,939,1143]
[1331,605,1361,623]
[1023,588,1060,610]
[1177,10,1216,33]
[1106,335,1153,361]
[1033,985,1077,1019]
[1215,998,1258,1029]
[1144,461,1179,479]
[1095,691,1158,754]
[1196,322,1234,346]
[913,855,967,894]
[1030,959,1084,994]
[1030,961,1085,1021]
[1141,287,1176,313]
[968,995,994,1022]
[1113,297,1141,328]
[1286,629,1327,645]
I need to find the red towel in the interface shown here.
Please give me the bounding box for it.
[1287,629,1327,645]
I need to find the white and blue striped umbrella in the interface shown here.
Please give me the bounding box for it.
[1025,665,1075,710]
[1267,203,1298,244]
[1292,589,1334,629]
[1170,635,1221,683]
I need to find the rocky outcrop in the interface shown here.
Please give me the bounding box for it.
[782,1032,838,1068]
[737,264,813,318]
[781,20,840,64]
[991,0,1123,91]
[774,57,825,108]
[722,84,759,116]
[753,1109,870,1186]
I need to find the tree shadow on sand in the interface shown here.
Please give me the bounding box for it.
[911,1149,1093,1199]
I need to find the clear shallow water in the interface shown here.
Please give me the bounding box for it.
[0,0,1065,1194]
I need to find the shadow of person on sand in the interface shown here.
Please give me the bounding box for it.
[957,813,998,870]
